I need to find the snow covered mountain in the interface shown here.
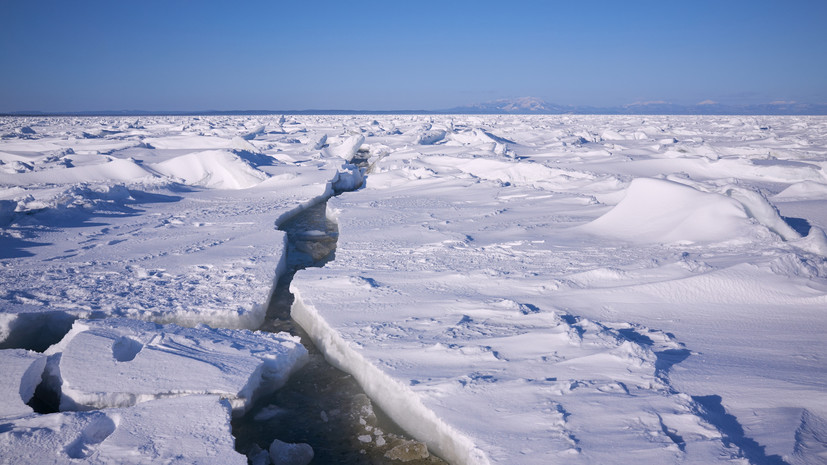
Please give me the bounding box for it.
[447,97,574,114]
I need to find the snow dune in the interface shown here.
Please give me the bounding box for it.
[580,177,762,244]
[150,149,269,189]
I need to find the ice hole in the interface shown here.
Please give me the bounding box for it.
[0,311,77,352]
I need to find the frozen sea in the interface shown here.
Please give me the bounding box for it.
[0,114,826,464]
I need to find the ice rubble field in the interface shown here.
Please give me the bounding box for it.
[1,114,827,464]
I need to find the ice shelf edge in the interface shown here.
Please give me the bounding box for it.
[290,286,491,465]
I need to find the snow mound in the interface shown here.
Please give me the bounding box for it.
[47,318,307,415]
[794,226,827,256]
[0,158,154,186]
[422,155,621,193]
[447,128,508,146]
[773,180,827,200]
[0,395,247,464]
[150,150,268,189]
[0,349,46,419]
[720,185,800,241]
[142,135,237,150]
[580,178,760,244]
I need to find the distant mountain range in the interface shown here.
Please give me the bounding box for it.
[4,97,826,116]
[444,97,827,115]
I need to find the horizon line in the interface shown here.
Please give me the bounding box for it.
[4,102,827,117]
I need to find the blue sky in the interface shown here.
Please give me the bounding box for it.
[1,0,825,111]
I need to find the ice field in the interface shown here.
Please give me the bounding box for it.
[1,114,826,464]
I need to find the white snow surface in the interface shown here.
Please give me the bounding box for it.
[2,114,827,464]
[290,115,827,464]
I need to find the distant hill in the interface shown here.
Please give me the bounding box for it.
[446,97,574,114]
[443,97,827,115]
[4,98,826,117]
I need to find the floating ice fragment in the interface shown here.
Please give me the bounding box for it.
[269,439,314,465]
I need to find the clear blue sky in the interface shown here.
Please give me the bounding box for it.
[1,0,825,111]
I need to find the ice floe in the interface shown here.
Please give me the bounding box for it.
[45,318,307,415]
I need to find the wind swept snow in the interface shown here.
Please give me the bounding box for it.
[149,149,269,189]
[2,114,827,464]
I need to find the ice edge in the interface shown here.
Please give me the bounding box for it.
[290,287,491,465]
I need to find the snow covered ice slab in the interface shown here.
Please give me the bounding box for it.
[0,395,246,464]
[47,318,307,415]
[290,115,827,464]
[0,348,46,419]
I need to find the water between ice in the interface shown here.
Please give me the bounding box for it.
[232,200,447,464]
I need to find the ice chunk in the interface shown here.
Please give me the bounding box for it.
[332,163,364,193]
[269,439,314,465]
[0,395,247,464]
[313,133,328,150]
[417,129,447,145]
[49,318,307,415]
[0,199,15,226]
[323,134,365,161]
[0,349,47,419]
[241,125,266,141]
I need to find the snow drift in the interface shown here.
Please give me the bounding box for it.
[580,178,766,244]
[150,150,268,189]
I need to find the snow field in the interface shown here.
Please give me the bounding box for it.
[2,114,827,464]
[0,115,365,463]
[291,115,827,464]
[0,116,359,344]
